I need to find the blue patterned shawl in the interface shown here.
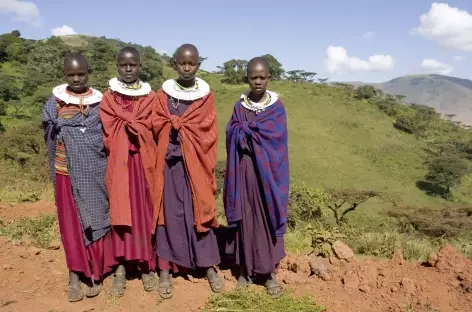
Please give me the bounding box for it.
[224,100,290,237]
[42,96,110,245]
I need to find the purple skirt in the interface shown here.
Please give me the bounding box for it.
[55,174,116,281]
[226,154,285,276]
[156,155,220,271]
[111,151,156,273]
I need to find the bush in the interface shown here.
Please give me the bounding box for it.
[388,205,472,238]
[288,183,328,229]
[422,154,471,197]
[0,100,6,116]
[355,85,377,99]
[0,215,58,248]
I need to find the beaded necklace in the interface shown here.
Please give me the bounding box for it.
[117,79,142,91]
[242,92,272,114]
[65,88,92,119]
[170,80,200,109]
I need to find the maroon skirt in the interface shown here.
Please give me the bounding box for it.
[55,174,115,281]
[111,151,156,273]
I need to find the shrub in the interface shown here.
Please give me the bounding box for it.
[422,154,471,197]
[388,205,472,238]
[288,182,328,229]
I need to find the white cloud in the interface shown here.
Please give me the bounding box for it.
[0,0,40,26]
[52,25,77,36]
[412,3,472,51]
[454,55,466,61]
[420,59,453,75]
[324,46,394,74]
[363,31,375,38]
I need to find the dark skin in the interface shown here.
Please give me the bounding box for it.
[246,57,271,103]
[110,47,158,297]
[174,44,200,88]
[238,58,283,298]
[62,53,102,302]
[116,47,141,84]
[158,44,224,300]
[63,53,90,94]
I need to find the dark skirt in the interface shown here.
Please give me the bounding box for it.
[156,156,220,271]
[55,174,115,281]
[226,154,285,276]
[111,151,156,273]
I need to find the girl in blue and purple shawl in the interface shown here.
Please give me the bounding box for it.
[224,57,289,298]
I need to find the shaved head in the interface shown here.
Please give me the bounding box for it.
[64,52,88,70]
[117,46,141,62]
[63,52,89,93]
[247,57,270,76]
[175,43,199,60]
[173,43,200,84]
[246,57,271,97]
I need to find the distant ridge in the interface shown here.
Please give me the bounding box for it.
[344,74,472,125]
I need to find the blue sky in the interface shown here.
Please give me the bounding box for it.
[1,0,472,82]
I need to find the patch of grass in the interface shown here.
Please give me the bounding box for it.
[0,215,58,248]
[203,288,325,312]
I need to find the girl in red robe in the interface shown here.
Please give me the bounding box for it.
[100,47,158,297]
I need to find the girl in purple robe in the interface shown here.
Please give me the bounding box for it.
[224,57,289,298]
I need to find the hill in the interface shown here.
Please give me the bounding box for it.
[1,32,472,258]
[0,33,471,203]
[347,74,472,125]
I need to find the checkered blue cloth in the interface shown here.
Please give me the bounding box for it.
[43,96,110,245]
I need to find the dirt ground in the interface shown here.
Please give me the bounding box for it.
[1,201,472,312]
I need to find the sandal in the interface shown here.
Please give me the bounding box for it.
[265,277,283,299]
[207,268,224,293]
[236,276,249,289]
[158,271,173,299]
[84,282,101,298]
[142,272,157,292]
[68,282,84,302]
[110,272,126,298]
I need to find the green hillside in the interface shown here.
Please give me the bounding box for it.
[1,33,472,260]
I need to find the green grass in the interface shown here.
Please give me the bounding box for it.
[0,215,58,248]
[203,288,325,312]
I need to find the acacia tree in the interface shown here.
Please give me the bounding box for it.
[326,189,377,224]
[285,70,305,82]
[301,71,317,83]
[285,70,317,83]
